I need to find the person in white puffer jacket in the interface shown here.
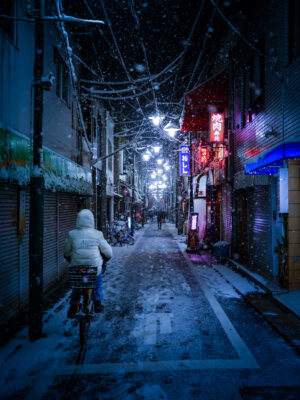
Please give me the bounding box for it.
[64,209,112,317]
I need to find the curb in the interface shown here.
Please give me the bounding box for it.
[226,257,300,321]
[215,260,300,354]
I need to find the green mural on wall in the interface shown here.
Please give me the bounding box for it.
[0,129,92,194]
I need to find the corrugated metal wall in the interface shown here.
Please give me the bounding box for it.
[231,1,300,277]
[233,2,300,175]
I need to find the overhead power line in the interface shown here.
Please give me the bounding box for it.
[209,0,262,55]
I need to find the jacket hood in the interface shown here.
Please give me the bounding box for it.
[76,209,95,229]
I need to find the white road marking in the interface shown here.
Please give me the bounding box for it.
[134,313,173,344]
[180,250,259,369]
[59,358,257,375]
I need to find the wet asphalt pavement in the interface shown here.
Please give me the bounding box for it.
[2,223,300,399]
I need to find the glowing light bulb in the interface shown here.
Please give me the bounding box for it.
[143,153,150,161]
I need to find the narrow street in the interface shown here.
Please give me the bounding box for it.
[1,224,300,400]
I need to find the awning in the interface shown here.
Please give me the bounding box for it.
[244,142,300,175]
[181,71,228,132]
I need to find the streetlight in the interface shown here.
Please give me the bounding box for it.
[153,145,161,154]
[143,153,151,161]
[149,115,164,126]
[163,121,179,138]
[157,159,163,165]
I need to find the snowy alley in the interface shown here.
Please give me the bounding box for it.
[2,0,300,398]
[1,223,300,400]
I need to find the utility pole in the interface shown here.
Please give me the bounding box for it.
[131,151,135,235]
[29,0,45,341]
[99,115,107,236]
[209,168,215,245]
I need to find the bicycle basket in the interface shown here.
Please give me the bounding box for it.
[69,266,98,289]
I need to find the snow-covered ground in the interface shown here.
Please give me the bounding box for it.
[1,223,300,400]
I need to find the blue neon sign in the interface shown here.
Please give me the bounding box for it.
[180,145,190,176]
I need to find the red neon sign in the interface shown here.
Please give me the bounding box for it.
[200,146,208,164]
[210,112,224,143]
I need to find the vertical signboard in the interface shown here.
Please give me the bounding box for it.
[180,145,190,176]
[200,146,208,164]
[210,112,224,143]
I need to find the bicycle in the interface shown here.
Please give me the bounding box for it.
[68,266,98,346]
[121,229,135,245]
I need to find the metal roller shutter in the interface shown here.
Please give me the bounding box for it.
[58,193,78,278]
[19,189,30,309]
[0,186,19,324]
[236,189,249,261]
[225,184,232,243]
[221,183,232,243]
[248,186,272,272]
[43,192,58,291]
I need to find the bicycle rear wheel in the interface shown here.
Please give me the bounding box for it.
[79,317,86,346]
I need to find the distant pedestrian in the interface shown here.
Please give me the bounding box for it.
[157,212,163,230]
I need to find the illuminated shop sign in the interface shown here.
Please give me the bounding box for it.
[200,146,208,164]
[180,145,190,176]
[190,213,199,232]
[210,112,224,143]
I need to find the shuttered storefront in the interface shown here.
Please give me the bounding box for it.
[235,189,249,261]
[58,193,78,279]
[0,186,19,324]
[248,186,272,272]
[43,192,58,290]
[0,186,80,326]
[19,189,30,310]
[220,183,232,243]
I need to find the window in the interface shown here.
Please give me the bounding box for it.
[289,0,300,61]
[54,48,70,106]
[0,0,16,43]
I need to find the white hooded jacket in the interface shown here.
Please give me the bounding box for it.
[63,209,112,275]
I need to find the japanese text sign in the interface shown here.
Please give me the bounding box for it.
[200,146,208,164]
[180,145,190,176]
[210,112,224,143]
[190,213,198,231]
